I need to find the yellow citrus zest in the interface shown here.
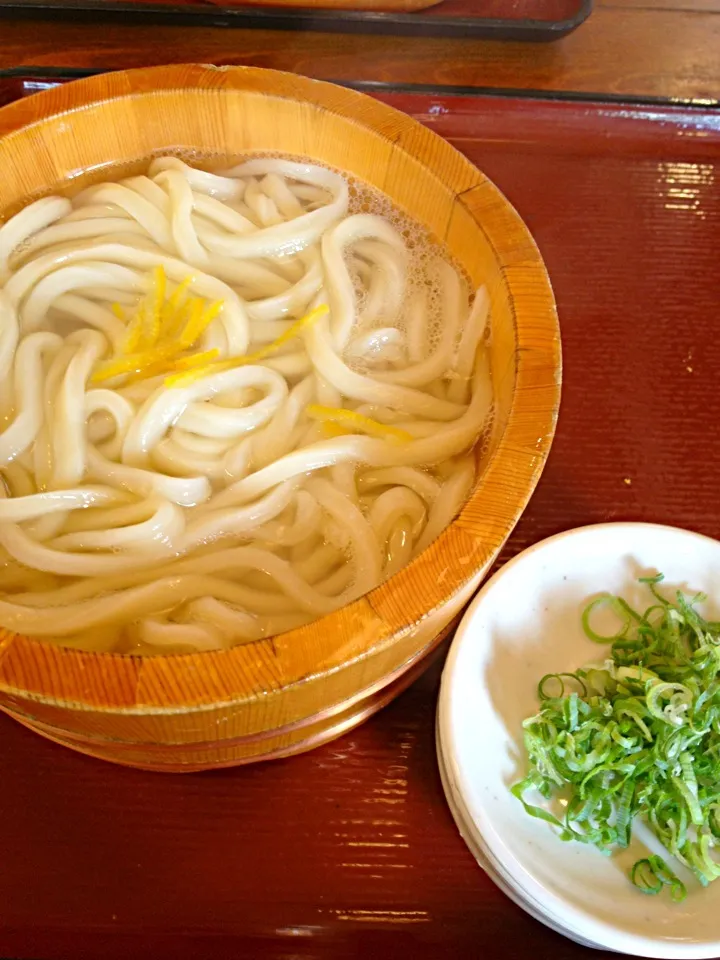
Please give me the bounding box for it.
[164,303,329,389]
[122,303,145,354]
[174,349,222,371]
[143,265,166,348]
[179,299,224,348]
[93,343,176,384]
[92,272,327,391]
[320,421,351,439]
[163,350,222,387]
[306,405,413,444]
[90,266,223,386]
[243,304,328,365]
[166,274,194,317]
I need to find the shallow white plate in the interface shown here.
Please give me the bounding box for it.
[436,725,603,950]
[438,522,720,959]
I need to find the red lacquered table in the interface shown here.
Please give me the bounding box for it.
[0,73,719,960]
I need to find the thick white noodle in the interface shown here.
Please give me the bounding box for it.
[0,197,71,284]
[0,156,493,654]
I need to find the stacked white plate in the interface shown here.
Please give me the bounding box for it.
[436,522,720,959]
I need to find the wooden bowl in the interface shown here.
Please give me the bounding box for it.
[0,65,560,771]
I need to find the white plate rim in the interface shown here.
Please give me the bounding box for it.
[438,521,720,960]
[436,717,607,951]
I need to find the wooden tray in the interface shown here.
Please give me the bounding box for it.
[0,70,718,960]
[0,0,593,40]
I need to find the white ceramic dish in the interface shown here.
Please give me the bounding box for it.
[437,522,720,959]
[436,726,602,950]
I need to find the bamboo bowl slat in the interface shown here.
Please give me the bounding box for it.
[0,65,560,771]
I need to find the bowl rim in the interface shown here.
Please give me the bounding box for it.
[0,63,561,714]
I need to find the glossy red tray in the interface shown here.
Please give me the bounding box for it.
[0,71,719,960]
[0,0,593,40]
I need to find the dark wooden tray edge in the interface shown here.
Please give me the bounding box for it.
[0,0,593,41]
[1,67,718,114]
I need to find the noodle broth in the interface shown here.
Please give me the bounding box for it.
[0,154,493,656]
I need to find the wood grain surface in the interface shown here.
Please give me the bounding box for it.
[1,2,720,101]
[0,64,558,769]
[0,81,718,958]
[0,0,718,946]
[599,0,720,10]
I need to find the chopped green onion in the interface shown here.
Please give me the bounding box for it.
[582,595,632,643]
[513,575,720,901]
[538,673,587,700]
[631,856,687,901]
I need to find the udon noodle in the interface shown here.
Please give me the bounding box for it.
[0,156,492,655]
